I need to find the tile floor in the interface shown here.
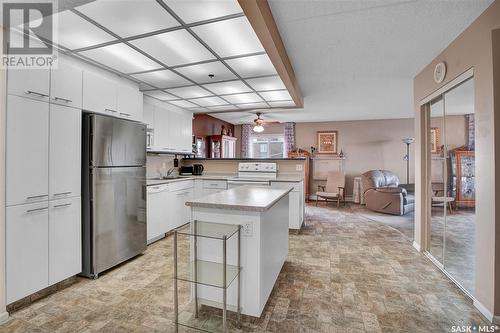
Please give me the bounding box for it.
[0,204,491,332]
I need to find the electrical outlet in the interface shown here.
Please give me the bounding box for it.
[295,164,303,171]
[242,223,253,237]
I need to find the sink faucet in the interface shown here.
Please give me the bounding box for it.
[166,167,176,177]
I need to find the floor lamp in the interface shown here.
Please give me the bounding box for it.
[402,138,415,184]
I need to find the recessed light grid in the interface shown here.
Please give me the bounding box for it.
[42,0,296,112]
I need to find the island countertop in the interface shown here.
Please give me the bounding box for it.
[185,185,293,212]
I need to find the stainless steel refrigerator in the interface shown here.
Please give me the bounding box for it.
[82,114,147,278]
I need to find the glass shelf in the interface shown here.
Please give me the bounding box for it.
[176,221,240,240]
[177,260,240,288]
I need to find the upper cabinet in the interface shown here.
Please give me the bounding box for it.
[82,71,118,116]
[8,68,50,101]
[50,59,83,109]
[83,71,143,122]
[145,98,192,153]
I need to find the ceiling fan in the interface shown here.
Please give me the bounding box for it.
[253,112,280,133]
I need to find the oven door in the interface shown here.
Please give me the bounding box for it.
[227,180,271,189]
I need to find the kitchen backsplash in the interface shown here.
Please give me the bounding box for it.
[146,155,176,178]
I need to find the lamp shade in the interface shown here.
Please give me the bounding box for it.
[253,124,264,133]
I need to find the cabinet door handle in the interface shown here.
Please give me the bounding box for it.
[53,96,73,103]
[120,112,131,117]
[105,108,118,113]
[27,207,48,213]
[25,90,49,98]
[176,191,190,196]
[53,203,72,208]
[27,194,48,200]
[54,191,71,197]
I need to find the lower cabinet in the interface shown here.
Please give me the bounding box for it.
[146,180,195,244]
[49,197,81,285]
[6,202,49,304]
[270,181,304,230]
[6,198,82,304]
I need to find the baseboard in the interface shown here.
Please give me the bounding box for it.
[412,241,421,252]
[473,299,495,324]
[0,311,9,324]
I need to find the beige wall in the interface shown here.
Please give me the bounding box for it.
[413,0,500,320]
[294,119,415,196]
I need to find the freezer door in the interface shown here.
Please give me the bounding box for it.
[91,114,146,167]
[91,166,146,275]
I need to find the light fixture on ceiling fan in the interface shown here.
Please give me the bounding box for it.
[253,112,280,133]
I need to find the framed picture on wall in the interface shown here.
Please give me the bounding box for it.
[430,127,439,154]
[317,131,338,154]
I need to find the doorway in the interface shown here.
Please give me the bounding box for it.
[426,78,476,296]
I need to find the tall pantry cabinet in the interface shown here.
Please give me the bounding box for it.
[5,58,82,304]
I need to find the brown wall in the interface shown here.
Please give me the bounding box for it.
[413,0,500,320]
[192,114,235,138]
[294,119,415,196]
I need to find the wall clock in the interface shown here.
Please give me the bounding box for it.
[434,62,446,83]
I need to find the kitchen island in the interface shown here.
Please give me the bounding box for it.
[184,186,292,318]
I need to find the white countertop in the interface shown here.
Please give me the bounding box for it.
[185,186,293,212]
[146,173,304,186]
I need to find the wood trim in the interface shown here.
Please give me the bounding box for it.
[238,0,303,108]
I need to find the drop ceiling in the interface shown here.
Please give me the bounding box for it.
[211,0,494,124]
[35,0,297,113]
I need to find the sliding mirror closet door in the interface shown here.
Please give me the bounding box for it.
[443,78,476,295]
[429,97,446,265]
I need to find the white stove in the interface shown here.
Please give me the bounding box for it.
[227,162,278,188]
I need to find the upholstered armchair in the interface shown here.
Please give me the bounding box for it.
[316,171,346,207]
[361,170,414,215]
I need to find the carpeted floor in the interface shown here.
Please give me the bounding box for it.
[0,204,489,332]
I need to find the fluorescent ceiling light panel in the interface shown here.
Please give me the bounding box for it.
[259,90,292,101]
[166,86,213,99]
[130,30,215,66]
[202,80,251,95]
[144,90,178,101]
[43,10,115,50]
[75,0,179,38]
[132,70,190,89]
[79,43,161,73]
[169,100,197,108]
[207,105,237,111]
[164,0,242,24]
[246,76,285,91]
[175,61,237,84]
[268,100,296,107]
[237,102,269,109]
[223,93,263,104]
[225,54,277,78]
[192,16,264,57]
[189,96,228,107]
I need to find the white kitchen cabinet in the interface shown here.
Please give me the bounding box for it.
[82,71,117,115]
[50,59,82,109]
[6,202,49,304]
[270,181,304,230]
[169,180,194,229]
[6,96,49,206]
[147,184,170,243]
[145,99,192,153]
[8,68,50,102]
[117,81,142,122]
[202,179,227,196]
[49,105,81,200]
[49,197,82,285]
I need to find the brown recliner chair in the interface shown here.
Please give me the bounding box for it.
[361,170,414,216]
